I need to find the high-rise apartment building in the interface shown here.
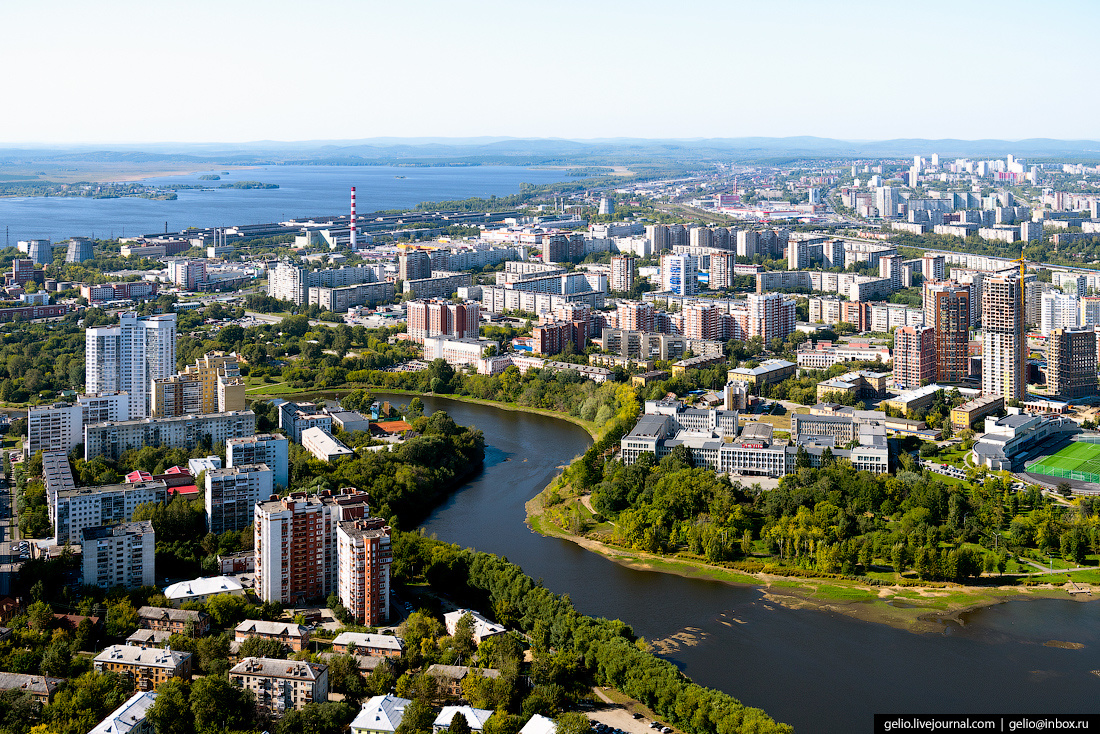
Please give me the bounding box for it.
[254,489,371,605]
[81,521,156,590]
[206,464,274,535]
[336,518,392,626]
[615,301,655,332]
[167,260,207,291]
[709,252,736,290]
[645,224,670,252]
[735,230,757,259]
[152,351,245,417]
[682,303,720,341]
[879,254,905,291]
[54,481,168,545]
[405,300,480,343]
[982,275,1025,400]
[227,434,289,489]
[893,325,935,389]
[875,186,899,218]
[398,251,432,282]
[610,255,635,293]
[86,313,177,418]
[1081,295,1100,326]
[1047,326,1097,399]
[1040,292,1079,336]
[661,254,698,296]
[919,255,946,283]
[26,392,130,457]
[747,293,796,343]
[927,282,970,383]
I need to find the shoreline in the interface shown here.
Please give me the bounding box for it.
[247,386,600,440]
[524,484,1094,634]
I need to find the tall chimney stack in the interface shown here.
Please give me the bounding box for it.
[350,187,357,248]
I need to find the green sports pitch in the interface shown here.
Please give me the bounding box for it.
[1026,441,1100,484]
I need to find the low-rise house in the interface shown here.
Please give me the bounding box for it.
[433,706,494,733]
[520,715,557,734]
[88,691,158,734]
[229,657,328,718]
[93,645,192,691]
[234,620,310,652]
[425,665,500,697]
[126,630,172,649]
[0,672,64,703]
[443,609,505,645]
[138,606,211,637]
[331,632,404,658]
[163,576,245,607]
[350,694,412,734]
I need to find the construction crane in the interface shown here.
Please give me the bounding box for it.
[1011,256,1028,402]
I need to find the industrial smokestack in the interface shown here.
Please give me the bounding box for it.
[350,187,357,248]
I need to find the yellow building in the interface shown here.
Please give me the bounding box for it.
[951,395,1004,431]
[94,645,192,691]
[152,351,246,417]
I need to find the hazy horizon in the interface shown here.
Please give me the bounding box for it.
[2,0,1098,145]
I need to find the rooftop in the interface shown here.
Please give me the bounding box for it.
[164,576,243,600]
[235,620,308,638]
[331,632,404,652]
[80,521,154,541]
[351,694,411,733]
[0,672,63,697]
[229,656,325,680]
[95,644,190,668]
[88,691,159,734]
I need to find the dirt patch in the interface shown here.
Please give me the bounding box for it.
[649,627,706,655]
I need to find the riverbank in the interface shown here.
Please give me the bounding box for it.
[525,484,1094,634]
[246,385,600,439]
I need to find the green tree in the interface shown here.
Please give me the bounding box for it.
[146,679,194,734]
[26,601,52,632]
[276,702,356,734]
[394,698,435,734]
[448,713,472,734]
[189,676,253,732]
[238,635,287,660]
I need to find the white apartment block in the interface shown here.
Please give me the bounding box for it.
[26,393,131,457]
[336,518,393,627]
[83,410,256,461]
[422,336,498,368]
[227,434,289,489]
[796,343,892,370]
[229,658,328,718]
[86,313,176,418]
[53,481,167,546]
[268,261,383,306]
[1040,291,1079,336]
[81,521,156,590]
[206,464,273,535]
[869,302,924,332]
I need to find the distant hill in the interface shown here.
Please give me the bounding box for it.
[3,137,1100,169]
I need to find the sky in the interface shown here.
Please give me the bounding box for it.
[1,0,1098,145]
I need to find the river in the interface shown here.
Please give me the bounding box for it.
[0,165,570,243]
[381,394,1100,734]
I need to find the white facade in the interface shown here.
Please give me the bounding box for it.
[301,427,354,462]
[81,521,156,590]
[54,482,168,546]
[1040,291,1079,336]
[26,393,131,457]
[206,464,273,535]
[227,434,290,489]
[86,313,176,418]
[83,410,256,461]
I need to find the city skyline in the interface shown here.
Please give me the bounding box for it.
[2,0,1099,144]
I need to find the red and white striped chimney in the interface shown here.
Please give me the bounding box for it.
[350,187,357,248]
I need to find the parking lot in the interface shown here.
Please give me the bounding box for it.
[587,702,676,734]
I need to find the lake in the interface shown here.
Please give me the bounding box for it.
[0,164,570,243]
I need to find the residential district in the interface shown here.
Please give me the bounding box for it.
[4,152,1100,732]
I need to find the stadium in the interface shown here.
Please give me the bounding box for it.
[1025,439,1100,486]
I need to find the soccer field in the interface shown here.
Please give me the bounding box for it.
[1026,441,1100,483]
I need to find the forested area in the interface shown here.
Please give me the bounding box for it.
[575,442,1100,584]
[393,532,793,734]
